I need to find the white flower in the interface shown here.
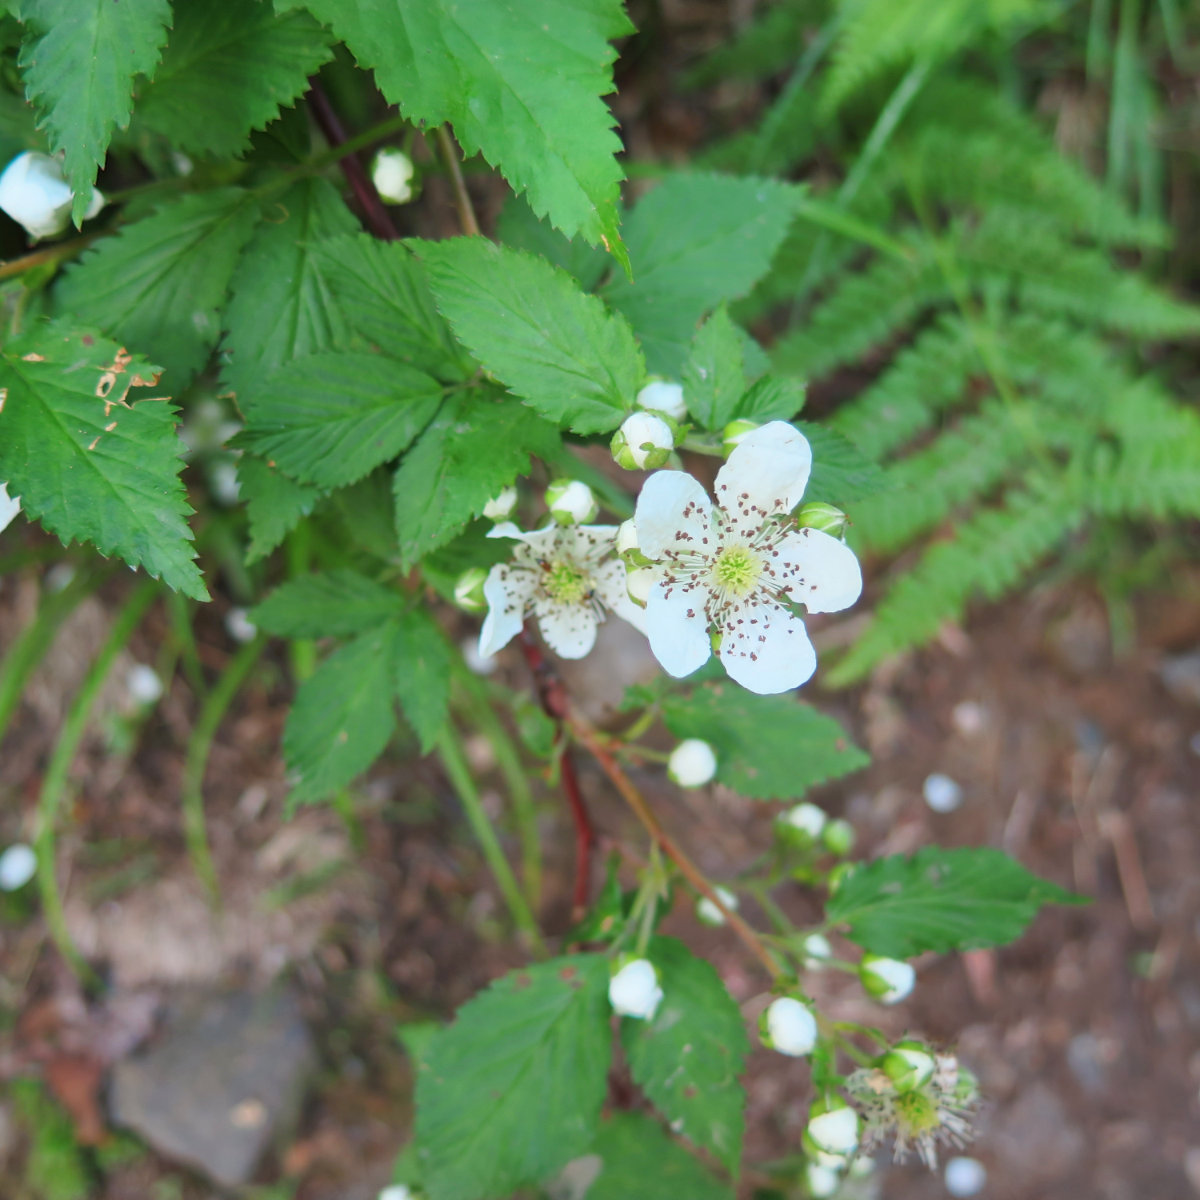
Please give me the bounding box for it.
[612,411,673,470]
[944,1156,987,1197]
[780,801,827,841]
[126,664,164,706]
[807,1102,860,1158]
[0,483,21,534]
[479,523,645,660]
[0,843,37,892]
[696,884,737,926]
[632,421,862,694]
[609,958,663,1020]
[764,996,818,1056]
[668,738,718,787]
[800,932,833,967]
[923,772,963,813]
[860,955,915,1005]
[225,608,258,644]
[371,148,415,204]
[483,486,518,521]
[804,1162,840,1199]
[0,151,103,240]
[545,479,599,525]
[637,379,686,421]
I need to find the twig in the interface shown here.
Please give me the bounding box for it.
[307,80,400,241]
[435,125,481,237]
[517,628,594,919]
[565,704,783,980]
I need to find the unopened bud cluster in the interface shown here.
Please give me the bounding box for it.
[0,151,104,240]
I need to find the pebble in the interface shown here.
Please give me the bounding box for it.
[923,772,964,813]
[945,1156,987,1196]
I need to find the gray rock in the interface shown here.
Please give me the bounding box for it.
[109,984,315,1189]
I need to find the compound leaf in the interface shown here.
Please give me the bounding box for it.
[587,1113,733,1200]
[250,569,401,639]
[392,607,452,754]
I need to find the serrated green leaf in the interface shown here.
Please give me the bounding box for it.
[393,390,560,567]
[392,607,451,754]
[796,423,886,505]
[136,0,333,158]
[238,455,321,565]
[682,306,746,431]
[415,954,612,1200]
[729,375,807,425]
[221,178,357,408]
[586,1112,734,1200]
[419,238,642,434]
[311,235,465,380]
[284,0,630,262]
[249,569,401,638]
[55,188,259,387]
[496,194,610,291]
[604,174,804,374]
[826,847,1085,958]
[18,0,171,222]
[284,622,398,802]
[0,322,205,598]
[661,685,868,800]
[238,351,444,489]
[621,937,747,1175]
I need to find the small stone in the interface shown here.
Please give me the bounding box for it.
[110,985,316,1189]
[945,1155,987,1197]
[923,772,963,813]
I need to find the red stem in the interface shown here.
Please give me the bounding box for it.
[518,626,595,918]
[307,81,400,242]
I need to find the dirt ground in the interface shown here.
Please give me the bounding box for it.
[2,542,1200,1200]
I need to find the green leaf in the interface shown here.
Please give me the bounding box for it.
[415,954,612,1200]
[729,375,807,425]
[135,0,334,158]
[238,351,444,489]
[55,188,260,387]
[284,0,631,263]
[621,937,748,1175]
[826,847,1086,959]
[586,1113,734,1200]
[682,306,746,431]
[18,0,171,222]
[249,570,401,638]
[0,322,205,599]
[604,173,804,374]
[796,423,886,505]
[283,622,398,802]
[238,455,321,565]
[221,178,358,408]
[393,390,560,567]
[661,685,868,800]
[418,237,643,434]
[496,194,610,291]
[392,607,451,754]
[312,235,466,380]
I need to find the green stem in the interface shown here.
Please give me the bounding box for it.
[165,589,206,696]
[182,635,266,905]
[435,725,546,955]
[34,581,159,983]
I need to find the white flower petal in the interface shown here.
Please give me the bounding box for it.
[717,599,816,694]
[479,564,537,656]
[0,483,21,534]
[777,527,862,614]
[644,579,711,677]
[633,470,712,559]
[592,557,648,634]
[714,420,812,525]
[534,594,599,659]
[567,524,621,565]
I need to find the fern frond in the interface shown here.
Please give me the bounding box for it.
[830,471,1088,683]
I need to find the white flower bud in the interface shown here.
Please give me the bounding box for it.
[209,457,241,506]
[796,501,849,538]
[668,738,717,787]
[860,954,915,1005]
[0,483,21,534]
[636,379,686,421]
[944,1156,987,1198]
[545,479,598,526]
[371,148,416,204]
[804,1162,840,1199]
[721,419,759,457]
[608,957,663,1020]
[0,843,37,892]
[800,933,833,967]
[625,567,655,606]
[696,885,737,926]
[778,802,827,842]
[482,486,518,521]
[126,664,164,706]
[224,607,257,644]
[806,1101,859,1158]
[616,519,639,557]
[454,566,489,613]
[821,817,855,856]
[923,772,964,813]
[611,411,674,470]
[378,1186,417,1200]
[0,151,102,240]
[763,996,818,1057]
[881,1040,936,1092]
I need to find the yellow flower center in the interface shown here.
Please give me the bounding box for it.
[544,560,590,604]
[895,1090,940,1135]
[712,544,762,596]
